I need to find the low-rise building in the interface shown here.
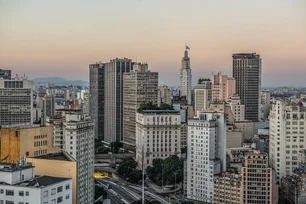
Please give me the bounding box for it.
[0,125,58,163]
[0,163,72,204]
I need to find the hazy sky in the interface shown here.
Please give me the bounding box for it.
[0,0,305,87]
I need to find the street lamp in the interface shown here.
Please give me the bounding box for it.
[173,172,177,196]
[161,163,164,191]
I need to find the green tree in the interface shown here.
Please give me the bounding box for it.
[146,155,183,186]
[117,157,142,184]
[94,185,107,200]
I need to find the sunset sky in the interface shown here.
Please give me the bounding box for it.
[0,0,305,86]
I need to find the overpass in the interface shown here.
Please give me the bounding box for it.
[95,153,135,159]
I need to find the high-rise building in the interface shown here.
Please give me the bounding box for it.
[186,111,226,203]
[227,94,245,121]
[104,58,133,143]
[0,76,33,126]
[212,72,236,101]
[0,163,73,204]
[180,46,192,105]
[0,125,58,163]
[63,112,94,204]
[135,110,181,169]
[241,152,277,204]
[232,53,262,121]
[45,95,56,118]
[0,69,11,79]
[89,63,105,140]
[158,85,172,106]
[46,115,65,150]
[27,152,78,204]
[270,99,306,182]
[214,152,278,204]
[194,79,212,115]
[122,63,158,147]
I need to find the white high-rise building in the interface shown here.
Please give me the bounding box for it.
[270,99,306,182]
[0,76,33,126]
[158,85,172,106]
[180,46,192,105]
[135,110,181,169]
[194,79,212,115]
[186,111,227,202]
[64,112,94,204]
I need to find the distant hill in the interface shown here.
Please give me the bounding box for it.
[33,77,89,86]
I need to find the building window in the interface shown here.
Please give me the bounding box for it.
[6,190,14,196]
[65,194,70,199]
[51,188,56,195]
[43,190,48,197]
[57,196,63,203]
[51,199,56,204]
[65,184,70,190]
[19,191,24,196]
[25,191,29,196]
[57,186,63,193]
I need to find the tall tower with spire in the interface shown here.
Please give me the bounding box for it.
[180,45,192,104]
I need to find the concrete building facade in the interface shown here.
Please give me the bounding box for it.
[0,77,33,126]
[212,72,236,101]
[227,94,245,121]
[214,173,241,204]
[0,125,57,163]
[104,58,133,143]
[63,112,94,204]
[186,111,226,203]
[27,152,78,204]
[0,163,72,204]
[194,79,212,115]
[270,100,306,182]
[122,63,158,147]
[180,47,192,105]
[158,85,172,106]
[135,110,181,169]
[233,53,262,121]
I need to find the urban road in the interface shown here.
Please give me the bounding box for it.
[97,179,170,204]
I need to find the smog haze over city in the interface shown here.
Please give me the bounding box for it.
[1,0,306,87]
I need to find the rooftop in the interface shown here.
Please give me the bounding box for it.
[142,110,179,114]
[33,152,76,162]
[0,163,33,173]
[12,176,70,188]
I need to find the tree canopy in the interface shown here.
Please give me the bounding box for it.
[137,102,174,113]
[146,155,183,186]
[117,157,142,184]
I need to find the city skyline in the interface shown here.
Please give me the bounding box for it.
[1,0,306,87]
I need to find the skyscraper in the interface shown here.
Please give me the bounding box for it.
[232,53,262,121]
[89,63,105,140]
[122,63,158,147]
[64,112,94,204]
[180,46,192,105]
[0,76,33,126]
[186,111,227,202]
[104,58,133,143]
[270,99,306,182]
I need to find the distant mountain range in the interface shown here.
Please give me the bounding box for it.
[33,77,89,86]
